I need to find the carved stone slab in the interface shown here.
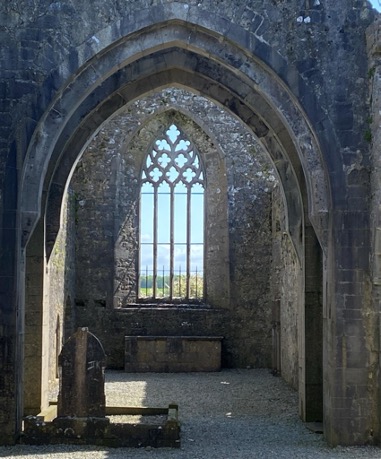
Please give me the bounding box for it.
[57,327,106,418]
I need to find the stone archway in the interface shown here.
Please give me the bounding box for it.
[68,90,284,372]
[20,21,329,246]
[19,19,328,442]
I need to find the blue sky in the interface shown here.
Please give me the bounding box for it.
[140,187,204,275]
[140,125,204,275]
[370,0,381,11]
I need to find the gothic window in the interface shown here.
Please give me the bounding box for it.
[139,124,205,302]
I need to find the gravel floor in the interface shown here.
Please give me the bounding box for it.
[1,369,381,458]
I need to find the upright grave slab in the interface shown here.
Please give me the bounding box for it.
[58,327,106,418]
[23,327,180,447]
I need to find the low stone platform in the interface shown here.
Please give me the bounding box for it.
[23,404,180,448]
[125,336,223,372]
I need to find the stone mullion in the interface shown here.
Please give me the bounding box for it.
[186,185,191,299]
[153,184,158,299]
[170,181,174,300]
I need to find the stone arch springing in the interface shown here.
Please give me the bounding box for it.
[21,21,329,251]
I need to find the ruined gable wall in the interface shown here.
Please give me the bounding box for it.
[70,88,277,369]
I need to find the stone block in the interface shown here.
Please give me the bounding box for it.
[58,328,106,418]
[124,336,222,372]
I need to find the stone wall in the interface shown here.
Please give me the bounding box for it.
[47,191,77,384]
[366,17,381,442]
[0,0,378,446]
[270,185,301,390]
[75,305,226,369]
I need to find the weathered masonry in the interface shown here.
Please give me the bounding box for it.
[1,0,381,447]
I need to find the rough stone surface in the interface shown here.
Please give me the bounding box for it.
[124,336,222,372]
[69,88,277,370]
[270,184,301,391]
[58,328,106,418]
[0,0,380,448]
[48,191,77,383]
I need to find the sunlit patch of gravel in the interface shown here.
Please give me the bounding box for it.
[106,415,167,424]
[2,369,381,459]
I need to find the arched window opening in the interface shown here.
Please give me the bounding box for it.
[139,124,205,302]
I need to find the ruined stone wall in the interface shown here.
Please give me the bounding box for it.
[366,17,381,441]
[0,0,377,446]
[71,143,117,309]
[46,191,76,384]
[0,0,373,193]
[75,306,226,369]
[278,234,301,389]
[270,184,301,390]
[226,137,275,368]
[70,88,277,369]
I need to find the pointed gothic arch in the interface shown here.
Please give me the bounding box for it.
[17,18,328,443]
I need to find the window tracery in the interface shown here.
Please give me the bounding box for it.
[139,124,205,301]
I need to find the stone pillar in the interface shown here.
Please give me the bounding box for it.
[24,218,45,415]
[0,151,20,444]
[303,224,323,422]
[323,210,376,446]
